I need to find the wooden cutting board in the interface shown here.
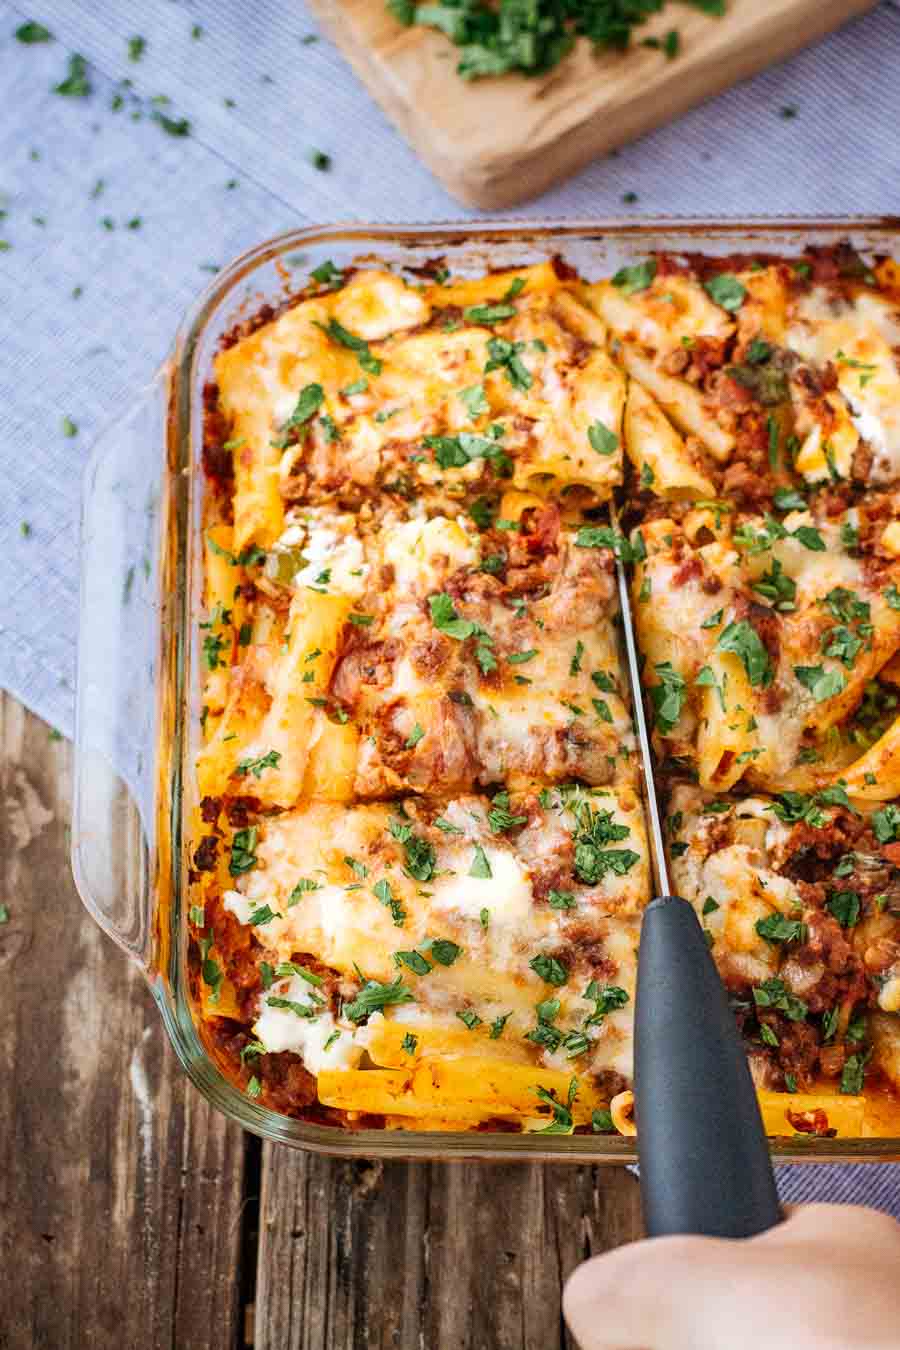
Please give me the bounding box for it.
[307,0,876,209]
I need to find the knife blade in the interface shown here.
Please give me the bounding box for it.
[610,505,781,1240]
[610,505,669,894]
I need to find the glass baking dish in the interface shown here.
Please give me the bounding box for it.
[72,216,900,1162]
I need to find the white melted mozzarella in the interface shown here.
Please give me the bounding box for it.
[292,522,366,597]
[431,843,533,928]
[223,889,254,926]
[381,515,479,595]
[254,975,361,1073]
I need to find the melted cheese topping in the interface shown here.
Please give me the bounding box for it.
[196,249,900,1134]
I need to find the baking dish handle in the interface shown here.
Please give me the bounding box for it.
[71,366,176,971]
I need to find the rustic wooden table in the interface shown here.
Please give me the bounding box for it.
[0,692,643,1350]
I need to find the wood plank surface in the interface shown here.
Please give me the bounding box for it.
[0,693,248,1350]
[307,0,876,208]
[254,1148,642,1350]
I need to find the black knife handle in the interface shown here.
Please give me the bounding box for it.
[635,895,782,1239]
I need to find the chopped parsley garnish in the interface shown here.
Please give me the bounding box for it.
[592,670,616,693]
[395,949,431,976]
[468,496,495,530]
[649,661,686,733]
[247,903,278,927]
[872,804,900,844]
[827,890,861,928]
[459,382,489,416]
[489,1012,511,1039]
[430,938,463,965]
[751,558,795,611]
[533,1078,578,1134]
[311,260,344,287]
[755,914,807,945]
[588,420,618,455]
[794,665,847,703]
[768,791,828,827]
[374,878,406,926]
[402,1032,418,1054]
[469,844,493,878]
[752,977,807,1021]
[229,827,258,877]
[773,487,807,512]
[703,273,746,311]
[487,791,527,833]
[428,592,495,672]
[841,1048,872,1096]
[464,302,517,324]
[566,796,638,885]
[529,954,568,986]
[480,552,506,574]
[570,640,584,676]
[202,632,227,671]
[345,975,414,1023]
[200,939,223,1002]
[717,620,772,687]
[236,749,280,778]
[746,338,773,364]
[841,521,860,552]
[405,722,425,750]
[822,626,864,670]
[548,889,577,909]
[821,586,870,624]
[318,318,382,375]
[611,259,656,293]
[275,962,324,988]
[584,981,629,1022]
[425,431,510,473]
[456,1009,483,1030]
[484,336,531,391]
[288,878,321,905]
[389,817,437,881]
[266,995,321,1020]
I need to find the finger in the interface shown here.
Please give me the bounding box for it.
[756,1202,900,1249]
[563,1237,713,1350]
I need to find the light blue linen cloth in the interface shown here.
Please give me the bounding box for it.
[1,0,899,1210]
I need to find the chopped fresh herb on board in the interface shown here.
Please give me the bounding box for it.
[386,0,726,79]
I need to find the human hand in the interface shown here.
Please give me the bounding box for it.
[563,1203,900,1350]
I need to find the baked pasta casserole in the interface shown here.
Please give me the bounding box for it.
[190,243,900,1138]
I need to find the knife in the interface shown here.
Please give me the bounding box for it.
[612,522,782,1240]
